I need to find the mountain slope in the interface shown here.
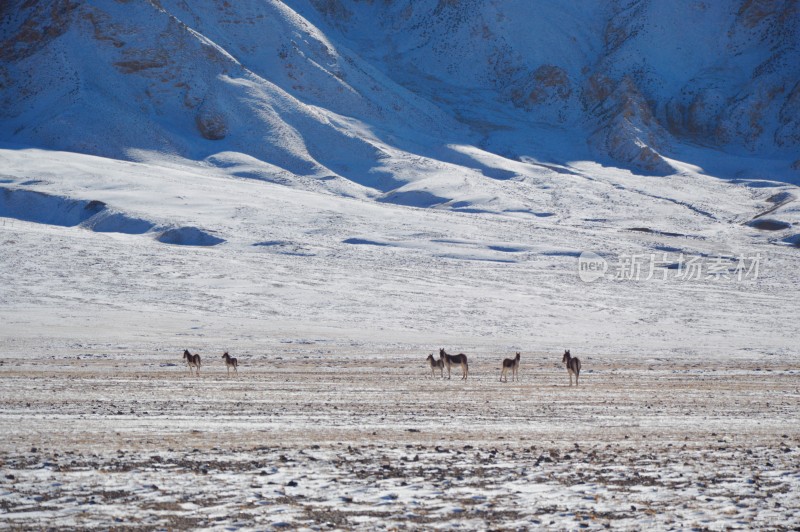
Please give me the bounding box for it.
[1,0,482,205]
[309,0,800,174]
[0,0,798,357]
[2,0,799,187]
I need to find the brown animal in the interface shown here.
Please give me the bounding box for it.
[562,349,581,386]
[426,353,444,378]
[182,349,201,376]
[500,352,520,382]
[439,348,469,380]
[222,351,238,377]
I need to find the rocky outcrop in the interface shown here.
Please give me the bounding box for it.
[307,0,352,22]
[776,81,800,147]
[657,0,799,151]
[588,77,674,175]
[0,0,79,115]
[0,0,78,63]
[509,65,575,123]
[195,112,227,140]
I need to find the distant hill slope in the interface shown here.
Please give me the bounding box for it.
[1,0,798,188]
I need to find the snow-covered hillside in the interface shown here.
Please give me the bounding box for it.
[2,1,799,184]
[313,0,800,173]
[0,0,798,356]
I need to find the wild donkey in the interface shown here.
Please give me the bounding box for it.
[183,349,201,376]
[426,353,444,379]
[500,352,521,382]
[222,352,239,377]
[439,348,469,381]
[562,349,581,386]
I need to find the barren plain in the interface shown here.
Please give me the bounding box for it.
[1,344,797,530]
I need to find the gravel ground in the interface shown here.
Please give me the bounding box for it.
[1,348,798,530]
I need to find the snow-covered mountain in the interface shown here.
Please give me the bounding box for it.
[315,0,800,170]
[0,1,798,356]
[2,1,799,183]
[3,8,800,529]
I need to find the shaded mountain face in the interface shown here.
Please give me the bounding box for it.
[1,0,798,184]
[311,0,800,170]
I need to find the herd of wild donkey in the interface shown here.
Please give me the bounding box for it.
[182,348,583,386]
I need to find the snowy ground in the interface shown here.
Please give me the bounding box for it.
[0,349,798,530]
[0,145,799,529]
[1,146,798,358]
